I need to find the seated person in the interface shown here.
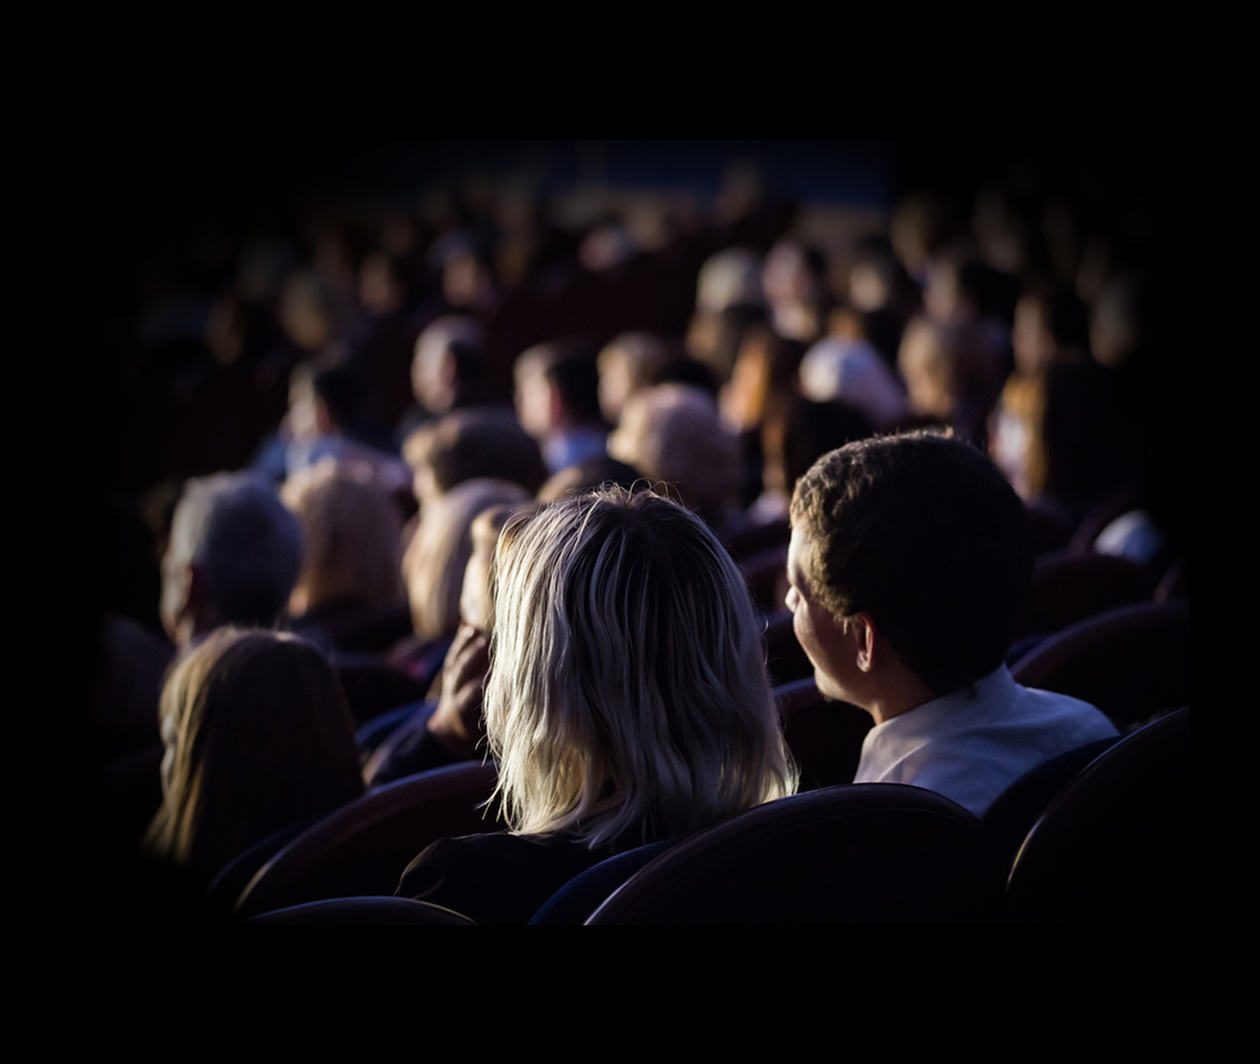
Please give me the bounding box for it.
[395,477,533,685]
[514,339,609,474]
[253,352,409,488]
[364,499,538,786]
[279,458,410,653]
[397,314,500,443]
[607,383,744,538]
[989,360,1134,538]
[144,628,364,886]
[896,316,1008,447]
[596,331,669,426]
[785,432,1117,816]
[396,486,798,923]
[160,472,303,650]
[403,407,548,509]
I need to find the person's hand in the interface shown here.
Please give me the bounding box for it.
[425,622,490,760]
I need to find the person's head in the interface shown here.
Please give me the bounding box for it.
[608,384,740,531]
[1012,278,1090,377]
[720,322,806,433]
[799,335,910,432]
[411,314,491,415]
[403,477,533,643]
[484,487,797,849]
[403,408,547,506]
[278,270,340,352]
[146,627,363,879]
[514,339,601,438]
[280,458,404,616]
[990,361,1129,510]
[686,301,768,384]
[897,316,1005,441]
[597,331,669,425]
[763,395,875,501]
[160,473,303,648]
[696,247,764,315]
[535,454,644,505]
[459,501,539,634]
[287,353,363,441]
[788,432,1033,701]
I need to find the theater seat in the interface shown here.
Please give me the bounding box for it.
[1020,549,1155,638]
[249,897,477,925]
[981,737,1118,873]
[528,841,675,925]
[1006,707,1189,921]
[205,818,316,911]
[1010,599,1190,729]
[774,677,871,790]
[586,784,1006,924]
[234,760,502,917]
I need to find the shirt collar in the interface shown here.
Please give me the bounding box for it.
[872,664,1016,739]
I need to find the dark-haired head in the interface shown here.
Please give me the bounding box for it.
[790,431,1033,695]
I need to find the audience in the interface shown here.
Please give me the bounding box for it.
[95,144,1181,924]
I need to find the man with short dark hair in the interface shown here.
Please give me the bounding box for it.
[785,431,1116,815]
[514,339,608,474]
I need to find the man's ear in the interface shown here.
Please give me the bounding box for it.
[851,611,878,672]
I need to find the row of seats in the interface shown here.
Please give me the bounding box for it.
[242,706,1188,924]
[98,595,1189,912]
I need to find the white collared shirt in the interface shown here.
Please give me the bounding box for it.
[853,665,1119,816]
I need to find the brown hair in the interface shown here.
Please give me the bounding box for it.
[144,628,364,880]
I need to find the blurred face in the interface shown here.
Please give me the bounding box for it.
[899,328,951,419]
[785,527,856,703]
[459,543,492,632]
[515,364,553,439]
[1012,296,1054,377]
[599,352,633,425]
[606,396,648,471]
[990,403,1031,498]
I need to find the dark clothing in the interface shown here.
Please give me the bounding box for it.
[367,715,461,787]
[396,832,619,925]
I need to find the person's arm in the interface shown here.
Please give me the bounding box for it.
[423,622,490,761]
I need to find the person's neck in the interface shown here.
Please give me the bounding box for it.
[865,669,937,727]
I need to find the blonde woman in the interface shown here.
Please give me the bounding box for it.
[280,458,407,648]
[397,486,797,923]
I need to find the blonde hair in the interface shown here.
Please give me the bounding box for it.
[145,628,363,879]
[484,486,797,850]
[280,458,404,615]
[403,478,532,642]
